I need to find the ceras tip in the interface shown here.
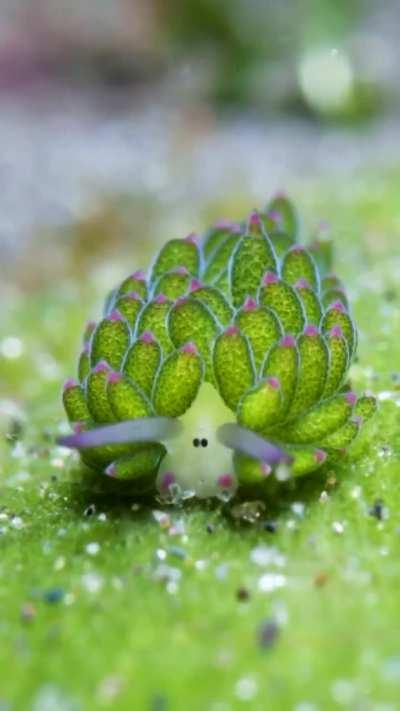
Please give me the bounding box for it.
[280,334,296,348]
[314,449,327,463]
[329,325,343,338]
[108,309,123,322]
[243,296,258,311]
[132,270,146,281]
[107,371,123,384]
[189,278,202,292]
[295,278,311,290]
[64,378,78,391]
[266,376,280,390]
[345,392,357,406]
[184,232,199,245]
[105,463,116,478]
[225,325,240,336]
[160,472,175,490]
[263,271,279,286]
[140,331,156,344]
[181,342,198,356]
[93,360,111,374]
[218,473,234,489]
[304,325,319,337]
[154,294,169,305]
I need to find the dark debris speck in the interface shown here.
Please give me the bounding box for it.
[369,498,385,521]
[236,587,250,601]
[84,504,96,517]
[262,520,278,533]
[206,523,215,534]
[43,588,65,605]
[257,618,280,649]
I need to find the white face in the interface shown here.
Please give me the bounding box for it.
[157,382,237,498]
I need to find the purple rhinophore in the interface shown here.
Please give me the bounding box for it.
[290,244,305,254]
[248,210,261,227]
[132,269,146,281]
[263,271,279,286]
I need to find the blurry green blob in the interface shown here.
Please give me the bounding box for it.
[235,302,282,373]
[266,195,300,241]
[258,274,305,334]
[151,237,200,281]
[214,328,254,411]
[137,296,173,354]
[107,372,152,420]
[123,333,161,397]
[168,298,219,379]
[90,313,130,370]
[231,229,277,307]
[238,378,282,432]
[78,347,90,383]
[153,345,204,417]
[282,246,319,291]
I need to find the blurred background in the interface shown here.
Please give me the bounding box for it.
[1,0,400,403]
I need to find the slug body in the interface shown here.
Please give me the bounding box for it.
[61,195,376,497]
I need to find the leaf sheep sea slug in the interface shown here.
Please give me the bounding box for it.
[60,195,377,498]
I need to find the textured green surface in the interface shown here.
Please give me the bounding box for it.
[0,173,399,710]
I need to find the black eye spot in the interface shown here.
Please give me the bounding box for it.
[201,438,208,448]
[193,438,200,447]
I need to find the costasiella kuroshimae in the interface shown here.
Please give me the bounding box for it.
[59,195,377,498]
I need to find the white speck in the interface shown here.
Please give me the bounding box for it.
[286,519,297,530]
[169,519,186,536]
[85,542,100,556]
[0,337,23,359]
[0,513,9,521]
[319,490,329,503]
[10,516,24,530]
[250,545,286,568]
[331,679,356,704]
[275,463,290,481]
[166,581,178,595]
[380,546,389,557]
[54,556,66,571]
[156,548,167,560]
[294,704,318,711]
[111,577,123,591]
[195,559,207,571]
[98,513,107,522]
[350,485,362,500]
[153,564,181,584]
[258,573,286,593]
[332,521,345,535]
[291,501,305,517]
[152,510,171,528]
[81,572,104,594]
[377,390,395,401]
[381,656,400,681]
[215,563,230,580]
[64,593,76,606]
[234,677,258,701]
[50,458,65,469]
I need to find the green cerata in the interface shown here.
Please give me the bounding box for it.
[60,195,377,498]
